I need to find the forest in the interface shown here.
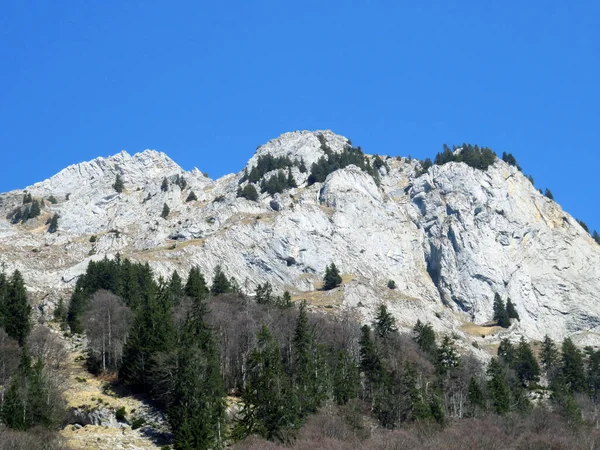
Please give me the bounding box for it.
[1,258,600,449]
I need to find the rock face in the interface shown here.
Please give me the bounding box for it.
[1,130,600,348]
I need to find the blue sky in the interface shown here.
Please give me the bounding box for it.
[1,1,599,231]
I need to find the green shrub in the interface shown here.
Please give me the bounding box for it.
[115,407,127,422]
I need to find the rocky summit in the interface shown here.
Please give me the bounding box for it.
[1,130,599,349]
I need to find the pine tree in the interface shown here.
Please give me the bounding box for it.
[436,335,460,375]
[323,263,342,290]
[332,349,360,405]
[235,325,296,441]
[413,320,437,357]
[373,304,397,339]
[541,335,559,373]
[22,192,32,204]
[29,199,41,219]
[161,203,170,219]
[467,376,486,416]
[185,267,208,301]
[168,287,225,449]
[544,188,554,200]
[493,293,510,328]
[593,230,600,245]
[48,213,59,233]
[3,270,31,345]
[359,325,384,389]
[561,337,587,394]
[166,270,184,305]
[255,282,273,305]
[113,174,124,193]
[299,158,307,173]
[515,338,540,386]
[286,169,297,188]
[487,357,510,414]
[161,177,169,192]
[211,265,232,295]
[497,338,516,365]
[506,298,520,321]
[186,191,198,202]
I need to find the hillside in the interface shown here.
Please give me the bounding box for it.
[1,130,599,349]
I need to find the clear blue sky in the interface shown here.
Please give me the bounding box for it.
[1,1,599,231]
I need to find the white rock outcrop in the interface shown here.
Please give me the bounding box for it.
[1,131,599,349]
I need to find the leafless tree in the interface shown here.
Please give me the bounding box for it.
[84,290,132,373]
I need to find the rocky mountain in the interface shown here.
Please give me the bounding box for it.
[1,130,599,349]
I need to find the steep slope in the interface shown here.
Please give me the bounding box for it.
[1,130,599,348]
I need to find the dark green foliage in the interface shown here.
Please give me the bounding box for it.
[373,373,402,428]
[0,356,65,430]
[161,203,170,219]
[541,335,559,373]
[434,143,497,171]
[255,282,273,305]
[260,170,295,195]
[1,271,31,346]
[298,157,307,173]
[168,286,225,449]
[29,200,41,219]
[467,376,486,415]
[235,325,296,441]
[292,301,328,416]
[359,325,383,387]
[577,219,590,234]
[544,188,554,200]
[185,266,208,301]
[237,183,259,201]
[527,174,535,185]
[210,265,232,295]
[185,191,198,202]
[417,157,432,175]
[593,230,600,245]
[436,335,460,375]
[487,358,510,414]
[373,304,397,339]
[47,195,57,204]
[506,298,519,321]
[322,263,342,291]
[493,293,511,328]
[247,154,295,183]
[113,174,124,193]
[47,214,59,233]
[501,152,521,170]
[561,337,587,394]
[498,339,516,365]
[331,350,360,405]
[387,279,396,289]
[161,177,169,192]
[515,338,540,386]
[53,297,67,323]
[175,174,187,190]
[307,142,380,185]
[115,407,127,422]
[22,193,32,204]
[413,320,437,357]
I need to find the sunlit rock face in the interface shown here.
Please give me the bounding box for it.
[1,130,599,348]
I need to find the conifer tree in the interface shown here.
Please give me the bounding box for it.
[541,335,559,373]
[185,266,209,301]
[332,349,360,405]
[186,191,198,202]
[593,230,600,245]
[29,199,41,219]
[402,363,431,422]
[299,157,307,173]
[167,270,184,305]
[493,293,510,328]
[413,320,437,357]
[467,376,486,416]
[323,263,342,290]
[211,265,232,295]
[436,335,460,375]
[506,298,520,321]
[487,357,510,414]
[48,213,59,233]
[544,188,554,200]
[22,192,32,204]
[561,337,587,394]
[113,174,124,193]
[515,338,540,386]
[359,325,384,390]
[3,270,31,346]
[161,203,170,219]
[235,325,296,441]
[373,304,397,339]
[161,177,169,192]
[498,338,516,365]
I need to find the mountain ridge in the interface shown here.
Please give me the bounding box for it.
[1,130,599,351]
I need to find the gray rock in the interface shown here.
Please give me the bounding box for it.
[1,131,599,348]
